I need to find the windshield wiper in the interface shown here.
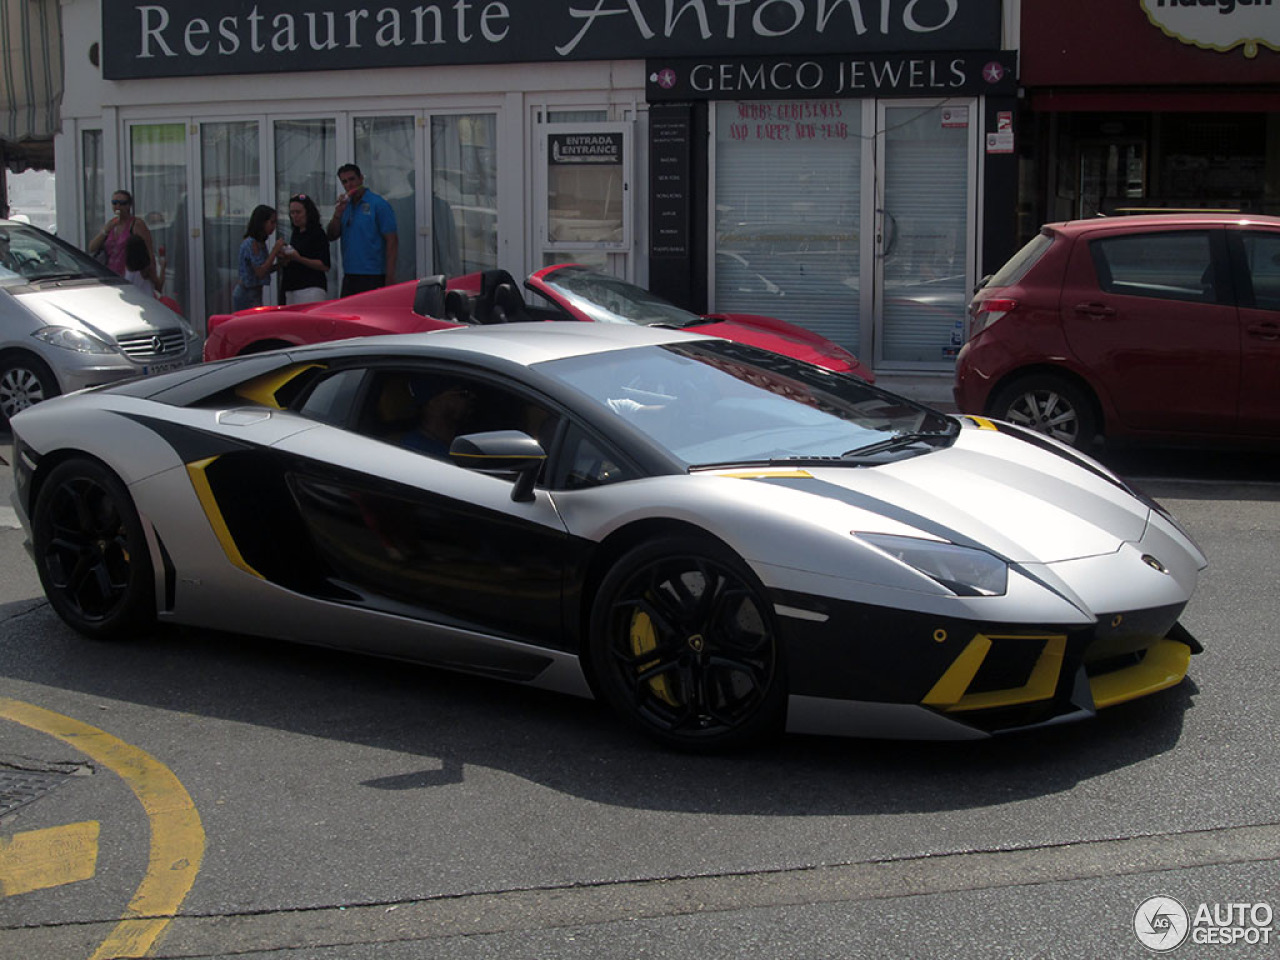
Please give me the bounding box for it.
[692,456,855,471]
[28,272,87,283]
[842,429,956,459]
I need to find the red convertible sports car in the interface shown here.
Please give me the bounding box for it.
[203,264,874,380]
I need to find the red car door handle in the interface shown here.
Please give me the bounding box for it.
[1074,302,1116,318]
[1247,320,1280,341]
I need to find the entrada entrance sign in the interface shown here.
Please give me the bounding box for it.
[1142,0,1279,58]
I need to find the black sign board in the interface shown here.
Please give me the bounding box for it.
[548,132,624,166]
[102,0,1002,80]
[649,107,693,259]
[646,51,1018,101]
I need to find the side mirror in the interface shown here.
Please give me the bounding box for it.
[449,430,545,502]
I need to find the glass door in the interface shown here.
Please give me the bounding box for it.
[535,119,632,277]
[874,100,977,369]
[199,120,261,320]
[128,122,191,321]
[274,118,338,299]
[430,113,499,277]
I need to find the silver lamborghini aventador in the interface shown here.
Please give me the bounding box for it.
[9,323,1206,748]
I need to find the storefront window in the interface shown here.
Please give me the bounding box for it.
[201,121,259,319]
[432,114,498,275]
[275,119,337,297]
[355,116,417,283]
[714,100,862,353]
[131,123,189,321]
[81,130,104,244]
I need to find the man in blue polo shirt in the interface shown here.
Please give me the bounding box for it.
[326,163,399,297]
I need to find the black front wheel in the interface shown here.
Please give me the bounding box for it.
[32,458,155,640]
[589,537,786,750]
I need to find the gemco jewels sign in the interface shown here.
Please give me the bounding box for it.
[1142,0,1280,58]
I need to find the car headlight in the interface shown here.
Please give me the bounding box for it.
[858,533,1009,597]
[32,326,116,355]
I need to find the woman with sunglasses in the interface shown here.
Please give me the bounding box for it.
[278,193,332,304]
[87,190,155,278]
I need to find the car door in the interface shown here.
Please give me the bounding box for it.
[1229,226,1280,437]
[267,364,580,652]
[1060,226,1239,434]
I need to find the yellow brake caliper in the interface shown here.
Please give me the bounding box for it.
[630,607,679,707]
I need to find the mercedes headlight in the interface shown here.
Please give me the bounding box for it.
[33,326,116,355]
[858,533,1008,597]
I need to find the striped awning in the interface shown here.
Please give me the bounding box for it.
[0,0,63,145]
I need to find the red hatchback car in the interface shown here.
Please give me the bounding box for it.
[955,214,1280,449]
[204,264,873,381]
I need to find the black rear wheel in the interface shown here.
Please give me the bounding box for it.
[32,458,155,640]
[589,537,786,750]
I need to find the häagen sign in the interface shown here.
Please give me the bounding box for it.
[1142,0,1279,58]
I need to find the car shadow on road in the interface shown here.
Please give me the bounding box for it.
[0,600,1197,819]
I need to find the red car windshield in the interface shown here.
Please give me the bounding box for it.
[539,266,704,329]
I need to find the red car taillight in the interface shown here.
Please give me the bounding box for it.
[971,298,1018,335]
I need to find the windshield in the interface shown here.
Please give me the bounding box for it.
[540,340,954,467]
[540,266,704,328]
[0,222,119,288]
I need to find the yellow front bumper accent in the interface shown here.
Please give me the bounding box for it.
[923,634,1067,713]
[1090,639,1192,709]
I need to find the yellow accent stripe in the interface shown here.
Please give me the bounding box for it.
[186,458,263,579]
[965,416,999,431]
[922,635,993,706]
[0,699,205,960]
[234,363,325,409]
[1091,639,1192,709]
[0,821,99,897]
[716,469,814,479]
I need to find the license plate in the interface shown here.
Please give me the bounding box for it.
[143,360,184,376]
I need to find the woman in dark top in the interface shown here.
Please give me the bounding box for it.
[279,193,332,304]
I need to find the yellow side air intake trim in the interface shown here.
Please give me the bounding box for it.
[186,458,263,579]
[965,416,999,431]
[1090,638,1191,709]
[923,634,1067,712]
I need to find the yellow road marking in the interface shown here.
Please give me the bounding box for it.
[0,821,100,896]
[0,699,205,959]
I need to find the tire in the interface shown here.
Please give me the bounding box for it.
[32,458,155,640]
[589,536,786,750]
[0,353,59,427]
[989,374,1098,450]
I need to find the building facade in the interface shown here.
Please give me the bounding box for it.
[1020,0,1280,238]
[57,0,1020,373]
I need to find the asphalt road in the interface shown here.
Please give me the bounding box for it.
[1,437,1278,959]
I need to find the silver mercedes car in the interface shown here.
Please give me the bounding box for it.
[0,219,202,427]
